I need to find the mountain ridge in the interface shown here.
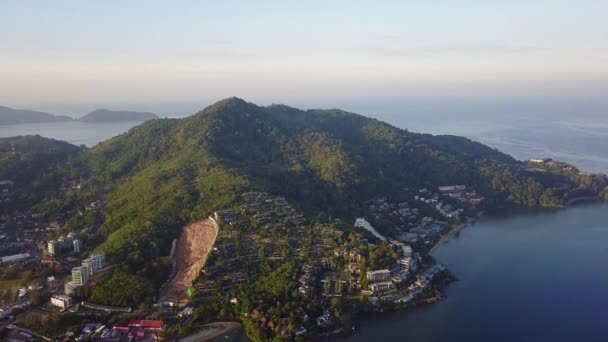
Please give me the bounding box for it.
[81,98,607,272]
[2,97,607,322]
[0,105,72,125]
[0,105,160,124]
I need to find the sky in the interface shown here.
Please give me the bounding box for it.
[1,1,607,116]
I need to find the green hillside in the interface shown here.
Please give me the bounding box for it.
[77,98,606,280]
[3,98,608,311]
[0,135,83,212]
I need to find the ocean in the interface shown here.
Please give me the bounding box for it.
[341,202,608,342]
[2,103,606,173]
[0,120,146,147]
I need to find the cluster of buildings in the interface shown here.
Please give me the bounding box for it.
[200,192,310,299]
[315,309,333,328]
[367,197,420,231]
[47,233,82,255]
[402,264,447,301]
[50,294,73,309]
[361,186,480,246]
[75,320,163,341]
[435,202,463,218]
[0,213,40,255]
[438,185,484,205]
[365,243,420,299]
[65,252,106,294]
[367,269,394,293]
[298,264,317,297]
[0,252,32,265]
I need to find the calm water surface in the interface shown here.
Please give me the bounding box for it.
[344,202,608,342]
[0,121,145,147]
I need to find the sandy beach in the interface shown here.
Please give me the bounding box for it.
[429,221,468,255]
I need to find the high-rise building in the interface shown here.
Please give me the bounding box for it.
[47,234,80,256]
[81,258,98,277]
[73,239,82,253]
[47,240,60,255]
[81,253,106,277]
[91,252,105,270]
[72,266,89,286]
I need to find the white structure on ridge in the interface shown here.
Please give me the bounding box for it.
[354,218,386,241]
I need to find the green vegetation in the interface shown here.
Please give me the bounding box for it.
[480,164,562,207]
[3,98,608,314]
[0,135,83,212]
[88,272,154,307]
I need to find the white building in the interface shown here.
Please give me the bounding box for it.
[529,158,549,163]
[48,234,80,255]
[91,253,105,269]
[82,253,106,277]
[0,253,30,265]
[82,258,98,277]
[369,281,394,293]
[354,218,387,241]
[367,269,391,283]
[73,239,82,253]
[401,245,413,258]
[47,240,59,255]
[50,295,73,309]
[72,266,89,286]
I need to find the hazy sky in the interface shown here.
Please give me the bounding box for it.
[1,1,607,115]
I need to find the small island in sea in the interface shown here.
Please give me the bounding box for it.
[1,98,607,341]
[0,105,159,125]
[78,109,159,122]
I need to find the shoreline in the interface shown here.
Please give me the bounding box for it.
[429,220,469,255]
[566,196,598,206]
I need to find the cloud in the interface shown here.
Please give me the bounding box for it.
[358,43,548,57]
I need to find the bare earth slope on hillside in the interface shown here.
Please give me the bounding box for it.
[164,218,218,302]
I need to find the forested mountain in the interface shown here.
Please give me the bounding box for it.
[0,135,83,211]
[4,98,608,308]
[79,109,159,122]
[0,106,72,125]
[77,98,607,280]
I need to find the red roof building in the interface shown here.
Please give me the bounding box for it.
[128,320,163,330]
[112,322,130,333]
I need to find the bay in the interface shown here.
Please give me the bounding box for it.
[343,202,608,342]
[0,121,145,147]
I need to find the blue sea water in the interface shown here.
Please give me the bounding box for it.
[2,102,608,174]
[0,120,145,147]
[342,202,608,342]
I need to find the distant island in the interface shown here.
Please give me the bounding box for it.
[0,105,159,125]
[0,106,72,125]
[79,109,159,122]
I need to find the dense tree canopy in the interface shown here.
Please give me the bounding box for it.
[3,98,607,311]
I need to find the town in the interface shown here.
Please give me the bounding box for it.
[0,178,482,341]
